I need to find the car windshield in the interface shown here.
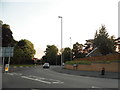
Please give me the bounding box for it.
[44,63,49,65]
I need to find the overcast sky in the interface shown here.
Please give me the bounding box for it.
[0,0,119,58]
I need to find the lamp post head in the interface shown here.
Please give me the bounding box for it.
[58,16,62,18]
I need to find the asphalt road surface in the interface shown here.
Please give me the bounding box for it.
[2,66,119,89]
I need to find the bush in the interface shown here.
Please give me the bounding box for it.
[65,60,91,65]
[65,59,120,65]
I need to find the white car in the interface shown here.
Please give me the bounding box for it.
[43,63,50,68]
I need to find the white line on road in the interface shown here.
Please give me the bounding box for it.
[29,75,45,80]
[6,72,22,76]
[31,89,39,90]
[12,72,22,76]
[6,73,14,75]
[52,81,64,84]
[27,75,64,84]
[91,86,100,88]
[21,76,51,84]
[5,72,64,84]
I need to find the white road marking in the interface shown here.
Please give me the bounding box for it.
[6,72,22,76]
[29,75,45,80]
[52,81,64,84]
[27,75,64,84]
[92,86,100,88]
[13,72,22,75]
[6,72,64,84]
[31,89,39,90]
[5,73,14,76]
[21,76,51,84]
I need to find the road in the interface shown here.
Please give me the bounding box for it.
[2,66,119,89]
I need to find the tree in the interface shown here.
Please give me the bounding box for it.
[62,47,72,62]
[44,45,58,65]
[2,24,16,47]
[0,20,3,47]
[84,39,94,54]
[93,25,115,55]
[114,37,120,53]
[1,23,17,65]
[12,39,35,64]
[72,42,85,59]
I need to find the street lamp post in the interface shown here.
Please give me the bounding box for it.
[58,16,63,66]
[70,37,72,61]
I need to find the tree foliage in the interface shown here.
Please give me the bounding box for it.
[44,45,58,65]
[72,42,85,59]
[93,25,115,55]
[1,21,36,64]
[12,39,35,64]
[2,24,16,47]
[84,39,94,54]
[62,47,72,62]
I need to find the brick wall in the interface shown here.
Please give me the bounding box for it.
[76,54,120,62]
[65,54,120,72]
[65,62,120,72]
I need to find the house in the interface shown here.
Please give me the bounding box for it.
[86,47,102,57]
[114,37,120,53]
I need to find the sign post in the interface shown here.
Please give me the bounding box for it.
[2,57,5,72]
[0,47,14,72]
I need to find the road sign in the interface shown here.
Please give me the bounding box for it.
[0,47,14,57]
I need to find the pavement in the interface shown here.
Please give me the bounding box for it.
[51,66,120,79]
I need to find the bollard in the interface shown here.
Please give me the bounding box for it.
[101,67,105,75]
[5,64,9,73]
[73,64,76,70]
[75,64,78,70]
[73,64,78,70]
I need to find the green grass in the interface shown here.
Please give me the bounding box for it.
[65,61,91,65]
[65,59,120,65]
[92,59,120,63]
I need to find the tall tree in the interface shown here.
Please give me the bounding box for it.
[12,39,35,64]
[72,42,85,59]
[0,20,3,47]
[44,45,58,65]
[84,39,94,54]
[93,25,115,55]
[2,24,16,47]
[62,47,72,62]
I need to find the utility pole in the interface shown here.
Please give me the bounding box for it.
[58,16,63,66]
[70,37,72,61]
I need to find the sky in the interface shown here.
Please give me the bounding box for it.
[0,0,119,59]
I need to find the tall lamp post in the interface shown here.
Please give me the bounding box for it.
[70,37,72,61]
[58,16,63,66]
